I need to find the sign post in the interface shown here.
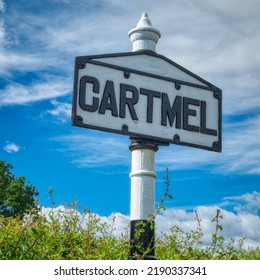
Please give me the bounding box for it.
[128,13,162,260]
[72,12,222,260]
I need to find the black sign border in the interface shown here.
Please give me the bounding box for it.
[72,50,222,152]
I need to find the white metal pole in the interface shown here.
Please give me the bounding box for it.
[128,13,161,260]
[129,138,158,259]
[130,146,157,221]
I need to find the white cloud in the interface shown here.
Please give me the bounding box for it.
[160,0,260,75]
[197,0,260,18]
[41,191,260,248]
[218,116,260,175]
[47,100,71,123]
[40,205,129,238]
[130,203,260,248]
[3,142,21,153]
[0,78,71,105]
[0,21,5,46]
[0,0,4,12]
[0,1,5,48]
[52,132,130,168]
[222,192,260,215]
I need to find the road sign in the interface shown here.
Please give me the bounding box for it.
[72,12,222,260]
[72,51,222,152]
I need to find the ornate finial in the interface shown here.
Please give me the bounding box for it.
[136,12,153,28]
[128,12,161,52]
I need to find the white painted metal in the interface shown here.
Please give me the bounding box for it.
[130,148,156,220]
[93,54,207,87]
[129,13,158,224]
[76,61,219,149]
[128,12,161,52]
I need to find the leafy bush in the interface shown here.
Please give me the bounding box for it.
[0,197,259,260]
[156,209,260,260]
[0,171,259,260]
[0,194,129,260]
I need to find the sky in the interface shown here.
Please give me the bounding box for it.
[0,0,260,248]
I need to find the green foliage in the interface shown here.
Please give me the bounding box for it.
[156,208,260,260]
[0,199,259,260]
[0,200,130,260]
[0,167,259,260]
[0,160,39,218]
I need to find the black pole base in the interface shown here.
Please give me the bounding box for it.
[129,255,157,260]
[129,219,156,260]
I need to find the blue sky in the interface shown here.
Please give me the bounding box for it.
[1,0,260,246]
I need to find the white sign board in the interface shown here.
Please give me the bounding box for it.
[72,51,222,152]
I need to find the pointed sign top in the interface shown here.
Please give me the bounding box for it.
[128,12,161,52]
[136,12,153,28]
